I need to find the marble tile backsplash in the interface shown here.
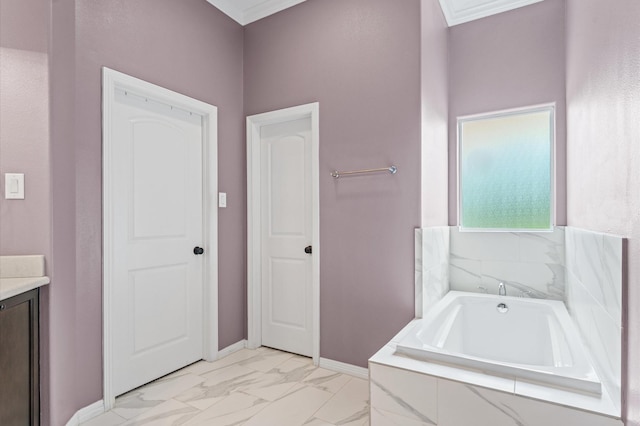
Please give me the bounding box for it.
[0,255,46,278]
[415,227,449,318]
[449,227,566,300]
[565,227,623,413]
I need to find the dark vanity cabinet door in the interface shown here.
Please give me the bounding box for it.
[0,289,39,426]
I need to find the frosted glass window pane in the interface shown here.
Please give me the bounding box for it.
[459,106,553,230]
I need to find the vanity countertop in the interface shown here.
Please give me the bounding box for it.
[0,255,49,301]
[0,276,50,301]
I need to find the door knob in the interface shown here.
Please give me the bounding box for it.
[193,246,204,255]
[304,245,312,254]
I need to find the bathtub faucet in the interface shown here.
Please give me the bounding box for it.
[498,282,507,296]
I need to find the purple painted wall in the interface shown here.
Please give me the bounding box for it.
[0,0,51,259]
[0,49,50,257]
[48,1,244,424]
[244,0,424,367]
[1,2,52,422]
[565,1,640,423]
[49,2,77,425]
[448,0,567,226]
[73,0,246,350]
[0,0,49,53]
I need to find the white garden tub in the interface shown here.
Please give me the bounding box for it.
[395,291,601,395]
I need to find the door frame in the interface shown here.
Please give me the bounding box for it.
[246,103,320,365]
[102,67,218,408]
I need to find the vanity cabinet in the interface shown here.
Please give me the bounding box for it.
[0,289,39,426]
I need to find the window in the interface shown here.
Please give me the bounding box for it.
[458,104,554,231]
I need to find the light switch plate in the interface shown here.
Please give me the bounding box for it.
[5,173,25,199]
[218,192,227,208]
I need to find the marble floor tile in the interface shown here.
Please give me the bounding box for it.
[304,418,338,426]
[80,347,370,426]
[240,347,297,372]
[174,364,258,409]
[183,349,263,376]
[120,399,200,426]
[112,374,206,420]
[240,373,301,402]
[313,378,370,425]
[270,356,315,374]
[305,416,369,426]
[181,391,270,425]
[244,384,334,426]
[302,367,352,394]
[79,411,126,426]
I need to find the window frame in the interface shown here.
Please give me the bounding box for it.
[457,103,556,232]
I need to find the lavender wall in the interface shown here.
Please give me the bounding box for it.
[448,0,566,226]
[0,0,50,259]
[1,1,52,422]
[74,0,246,350]
[49,2,77,424]
[0,49,50,257]
[565,1,640,423]
[48,1,244,424]
[0,0,49,53]
[245,0,423,367]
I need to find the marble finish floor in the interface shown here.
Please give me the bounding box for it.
[81,347,370,426]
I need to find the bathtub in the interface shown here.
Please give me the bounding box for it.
[395,291,601,395]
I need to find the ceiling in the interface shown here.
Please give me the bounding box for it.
[206,0,544,27]
[205,0,307,26]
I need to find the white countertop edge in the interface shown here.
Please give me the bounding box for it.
[0,276,50,301]
[369,319,621,420]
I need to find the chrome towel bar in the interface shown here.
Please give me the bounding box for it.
[331,165,397,179]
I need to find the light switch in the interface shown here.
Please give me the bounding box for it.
[218,192,227,208]
[5,173,25,200]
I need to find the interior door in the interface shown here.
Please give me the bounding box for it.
[111,88,204,396]
[260,117,313,357]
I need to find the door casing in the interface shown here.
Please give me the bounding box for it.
[246,103,320,364]
[102,67,218,408]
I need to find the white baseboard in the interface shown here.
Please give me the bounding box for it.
[319,357,369,380]
[217,339,247,359]
[65,400,105,426]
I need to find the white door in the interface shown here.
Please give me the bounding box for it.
[260,117,313,356]
[111,89,204,396]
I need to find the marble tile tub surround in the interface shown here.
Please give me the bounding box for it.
[415,227,450,318]
[369,321,622,424]
[370,361,622,426]
[407,226,624,421]
[449,227,566,300]
[82,347,370,426]
[565,227,624,414]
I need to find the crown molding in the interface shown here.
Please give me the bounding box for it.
[438,0,544,27]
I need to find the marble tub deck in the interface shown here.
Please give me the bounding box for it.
[82,347,369,426]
